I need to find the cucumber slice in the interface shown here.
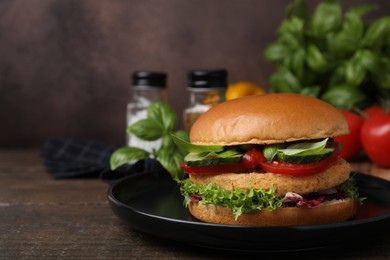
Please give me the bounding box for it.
[276,148,334,164]
[184,152,242,166]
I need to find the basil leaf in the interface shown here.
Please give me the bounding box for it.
[184,149,242,166]
[127,118,164,141]
[171,134,224,153]
[306,44,329,73]
[345,60,366,87]
[110,147,150,170]
[171,130,190,155]
[264,42,289,64]
[343,11,364,39]
[362,17,390,48]
[172,130,189,142]
[270,67,301,93]
[147,102,176,132]
[278,17,303,37]
[309,0,342,38]
[291,48,306,80]
[263,144,286,161]
[321,85,365,109]
[157,147,185,181]
[357,50,379,72]
[345,51,366,86]
[275,148,334,163]
[327,31,355,58]
[279,138,329,156]
[279,33,301,51]
[278,17,305,49]
[328,11,364,56]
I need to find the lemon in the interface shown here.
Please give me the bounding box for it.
[226,81,266,101]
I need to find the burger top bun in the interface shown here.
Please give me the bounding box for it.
[190,93,349,146]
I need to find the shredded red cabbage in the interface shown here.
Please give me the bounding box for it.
[190,194,202,202]
[282,188,347,208]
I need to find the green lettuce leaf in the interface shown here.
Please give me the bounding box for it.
[180,179,283,220]
[339,176,364,204]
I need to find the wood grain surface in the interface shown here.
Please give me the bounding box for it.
[1,149,389,259]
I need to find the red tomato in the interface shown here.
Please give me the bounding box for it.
[241,148,265,169]
[361,115,390,168]
[365,106,387,118]
[259,151,338,176]
[334,110,365,160]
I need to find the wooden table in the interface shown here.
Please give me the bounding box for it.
[1,149,390,259]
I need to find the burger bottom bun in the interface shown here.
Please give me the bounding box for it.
[188,198,357,226]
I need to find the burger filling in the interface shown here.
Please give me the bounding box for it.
[173,135,340,176]
[181,177,360,220]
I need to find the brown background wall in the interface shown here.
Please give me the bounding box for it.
[0,0,388,147]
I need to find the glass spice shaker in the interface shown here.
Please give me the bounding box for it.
[126,71,167,152]
[184,69,228,131]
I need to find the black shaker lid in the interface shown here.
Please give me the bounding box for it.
[132,71,167,88]
[188,69,228,89]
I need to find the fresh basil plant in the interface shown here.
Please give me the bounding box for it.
[264,0,390,109]
[110,102,188,181]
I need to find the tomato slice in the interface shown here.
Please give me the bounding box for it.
[180,161,249,174]
[259,151,338,176]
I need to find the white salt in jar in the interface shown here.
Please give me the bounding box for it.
[126,71,167,152]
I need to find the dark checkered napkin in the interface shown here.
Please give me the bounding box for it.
[40,138,164,182]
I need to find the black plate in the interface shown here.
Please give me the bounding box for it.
[108,171,390,253]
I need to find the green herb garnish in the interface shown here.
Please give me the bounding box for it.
[264,0,390,109]
[110,102,188,181]
[171,134,224,153]
[279,138,329,156]
[263,138,334,162]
